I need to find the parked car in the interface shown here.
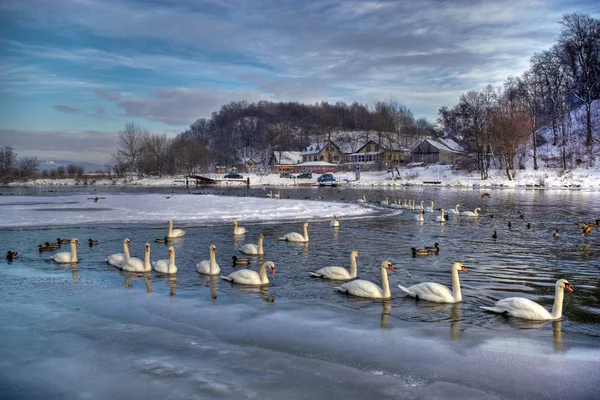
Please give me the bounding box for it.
[317,173,336,183]
[280,173,294,178]
[224,172,243,179]
[296,172,312,179]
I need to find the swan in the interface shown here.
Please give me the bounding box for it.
[435,209,446,222]
[197,244,220,275]
[121,243,151,272]
[398,262,467,303]
[461,207,481,217]
[279,222,310,242]
[414,210,424,222]
[167,219,185,238]
[418,200,425,211]
[447,204,460,214]
[357,194,367,203]
[425,201,435,212]
[51,238,79,263]
[240,232,265,255]
[153,246,178,274]
[380,197,389,207]
[274,191,281,199]
[310,251,360,280]
[334,260,395,299]
[480,279,573,320]
[330,215,340,227]
[221,261,275,285]
[232,220,247,235]
[107,238,131,267]
[266,190,273,198]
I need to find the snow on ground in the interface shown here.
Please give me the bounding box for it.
[10,163,600,190]
[0,193,375,228]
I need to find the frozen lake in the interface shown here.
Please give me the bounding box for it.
[1,186,599,399]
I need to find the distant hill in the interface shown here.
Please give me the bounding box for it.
[39,160,106,173]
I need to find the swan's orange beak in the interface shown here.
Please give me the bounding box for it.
[461,266,468,273]
[271,267,276,275]
[565,283,573,292]
[357,252,361,257]
[388,265,395,272]
[168,249,172,256]
[75,239,79,245]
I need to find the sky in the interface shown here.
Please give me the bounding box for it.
[0,0,598,164]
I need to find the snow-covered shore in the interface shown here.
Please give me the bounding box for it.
[7,164,600,190]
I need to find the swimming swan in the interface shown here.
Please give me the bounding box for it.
[167,219,185,238]
[197,244,220,275]
[51,238,79,263]
[153,246,178,274]
[310,251,360,280]
[447,204,460,214]
[480,279,573,320]
[121,243,151,272]
[461,207,481,217]
[279,222,310,242]
[334,260,395,299]
[330,215,340,227]
[398,262,467,303]
[232,220,247,235]
[107,238,131,267]
[221,261,275,285]
[240,232,265,255]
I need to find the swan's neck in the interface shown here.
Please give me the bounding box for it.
[381,268,391,298]
[441,209,445,219]
[430,201,434,209]
[303,225,309,241]
[259,264,269,284]
[455,204,459,213]
[551,286,565,319]
[169,250,175,269]
[473,208,479,216]
[209,249,217,273]
[168,222,173,236]
[420,201,424,210]
[144,249,151,270]
[451,268,462,302]
[349,254,358,278]
[124,242,131,258]
[362,194,366,202]
[258,235,264,253]
[71,241,78,262]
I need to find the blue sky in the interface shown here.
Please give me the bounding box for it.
[1,0,598,163]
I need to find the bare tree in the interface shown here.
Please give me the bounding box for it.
[67,164,77,177]
[57,165,66,177]
[49,168,57,178]
[114,121,149,178]
[76,165,84,177]
[142,133,172,177]
[0,146,17,175]
[172,138,210,176]
[41,169,49,178]
[17,156,40,178]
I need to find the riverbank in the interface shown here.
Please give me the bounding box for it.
[5,164,600,190]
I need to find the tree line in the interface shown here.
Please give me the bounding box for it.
[438,12,600,179]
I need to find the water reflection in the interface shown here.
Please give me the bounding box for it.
[124,273,153,292]
[450,303,462,340]
[71,265,78,281]
[506,318,565,354]
[168,276,177,297]
[380,301,391,329]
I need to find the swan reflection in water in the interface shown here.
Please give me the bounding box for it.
[71,265,78,281]
[507,318,565,354]
[235,286,275,304]
[124,273,153,293]
[412,302,463,339]
[380,301,392,329]
[168,276,177,297]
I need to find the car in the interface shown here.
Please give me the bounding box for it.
[224,173,243,179]
[296,172,312,179]
[280,173,294,178]
[317,173,336,183]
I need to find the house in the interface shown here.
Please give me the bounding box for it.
[269,151,302,173]
[301,141,344,164]
[409,138,467,165]
[242,157,256,173]
[295,161,338,174]
[346,140,405,166]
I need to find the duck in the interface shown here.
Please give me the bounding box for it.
[197,244,220,275]
[310,250,360,280]
[239,232,265,255]
[51,238,79,263]
[88,239,99,246]
[481,193,491,199]
[167,219,185,238]
[411,247,429,257]
[38,242,60,252]
[425,242,440,254]
[480,279,573,320]
[330,215,340,228]
[232,220,247,235]
[155,236,171,244]
[461,207,481,217]
[508,221,512,229]
[447,204,460,214]
[121,243,151,273]
[492,230,498,239]
[279,222,310,242]
[231,256,250,265]
[87,196,106,202]
[527,223,531,229]
[334,260,395,299]
[57,238,70,244]
[398,262,468,303]
[153,246,178,274]
[6,251,19,261]
[221,261,275,286]
[553,229,560,238]
[435,209,446,222]
[106,238,131,267]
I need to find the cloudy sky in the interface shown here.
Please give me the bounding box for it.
[1,0,598,164]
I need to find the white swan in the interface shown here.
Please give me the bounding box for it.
[461,207,481,217]
[310,251,359,280]
[153,245,178,274]
[51,238,79,263]
[398,262,467,303]
[232,220,247,235]
[425,201,435,212]
[279,222,310,242]
[107,238,131,267]
[480,279,573,320]
[167,219,185,238]
[435,209,446,222]
[121,243,151,272]
[330,215,340,227]
[380,197,389,207]
[197,244,220,275]
[418,200,425,211]
[240,232,265,255]
[266,190,273,198]
[414,210,424,222]
[221,261,275,285]
[357,194,367,203]
[334,260,395,299]
[447,204,460,214]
